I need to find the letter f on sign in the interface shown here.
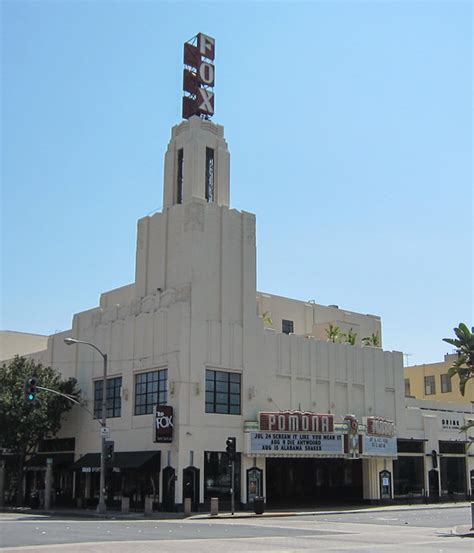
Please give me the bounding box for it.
[198,33,215,60]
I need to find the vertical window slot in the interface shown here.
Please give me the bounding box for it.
[205,147,215,202]
[177,149,184,204]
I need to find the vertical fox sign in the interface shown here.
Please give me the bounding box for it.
[182,33,215,119]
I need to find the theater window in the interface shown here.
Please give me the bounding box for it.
[205,370,241,415]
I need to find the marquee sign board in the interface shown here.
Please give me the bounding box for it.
[365,417,395,437]
[259,411,334,433]
[182,33,215,119]
[250,431,344,456]
[155,405,174,443]
[361,435,397,457]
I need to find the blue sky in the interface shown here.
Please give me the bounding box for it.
[1,1,472,365]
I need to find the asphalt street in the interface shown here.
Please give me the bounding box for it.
[0,506,472,552]
[0,516,347,548]
[301,506,472,528]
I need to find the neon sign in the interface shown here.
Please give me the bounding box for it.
[182,33,215,119]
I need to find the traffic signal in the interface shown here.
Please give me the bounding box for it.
[24,378,37,403]
[226,437,236,461]
[431,449,438,469]
[105,441,114,467]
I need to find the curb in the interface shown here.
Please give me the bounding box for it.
[1,502,471,521]
[0,507,185,520]
[452,525,474,538]
[190,502,472,520]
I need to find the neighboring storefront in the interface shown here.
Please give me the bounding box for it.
[393,439,426,499]
[72,451,161,510]
[398,399,474,502]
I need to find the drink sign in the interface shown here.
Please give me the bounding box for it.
[155,405,174,443]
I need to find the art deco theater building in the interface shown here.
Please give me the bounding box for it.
[21,34,473,511]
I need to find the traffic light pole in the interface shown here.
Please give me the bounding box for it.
[97,353,108,515]
[35,381,108,512]
[225,437,236,515]
[35,386,100,427]
[231,460,235,515]
[63,338,109,515]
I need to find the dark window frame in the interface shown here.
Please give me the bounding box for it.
[397,439,425,454]
[94,376,122,419]
[439,441,465,454]
[134,369,168,416]
[424,375,436,396]
[205,369,241,415]
[282,319,294,334]
[204,451,241,502]
[393,456,425,497]
[38,438,76,453]
[440,373,452,393]
[404,378,411,397]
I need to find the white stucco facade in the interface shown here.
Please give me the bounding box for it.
[21,116,472,509]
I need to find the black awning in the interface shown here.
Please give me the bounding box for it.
[72,451,161,471]
[26,452,75,470]
[0,453,19,467]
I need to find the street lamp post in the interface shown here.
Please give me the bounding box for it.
[64,337,108,514]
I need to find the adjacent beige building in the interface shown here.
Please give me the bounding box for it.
[405,354,473,404]
[0,330,48,362]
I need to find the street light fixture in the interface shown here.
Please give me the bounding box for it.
[64,337,108,514]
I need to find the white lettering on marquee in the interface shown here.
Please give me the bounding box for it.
[259,411,334,433]
[289,415,298,431]
[367,417,395,437]
[250,431,344,455]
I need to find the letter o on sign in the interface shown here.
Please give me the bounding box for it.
[199,62,214,85]
[156,415,173,429]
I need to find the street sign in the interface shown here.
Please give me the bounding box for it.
[100,427,110,438]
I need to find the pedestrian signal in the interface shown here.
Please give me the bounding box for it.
[24,378,37,403]
[226,437,236,461]
[105,441,115,467]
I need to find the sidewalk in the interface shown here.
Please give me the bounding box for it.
[191,501,473,520]
[0,506,184,520]
[192,502,473,538]
[1,500,472,524]
[452,525,474,538]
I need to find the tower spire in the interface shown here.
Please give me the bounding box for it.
[162,117,230,208]
[162,34,228,209]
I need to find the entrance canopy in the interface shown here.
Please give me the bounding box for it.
[72,451,160,471]
[26,453,74,470]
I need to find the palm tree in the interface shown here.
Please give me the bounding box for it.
[362,332,380,347]
[442,323,474,396]
[326,323,343,343]
[261,311,273,328]
[345,328,357,346]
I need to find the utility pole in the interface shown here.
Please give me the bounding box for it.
[226,437,236,515]
[230,459,235,516]
[64,338,108,514]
